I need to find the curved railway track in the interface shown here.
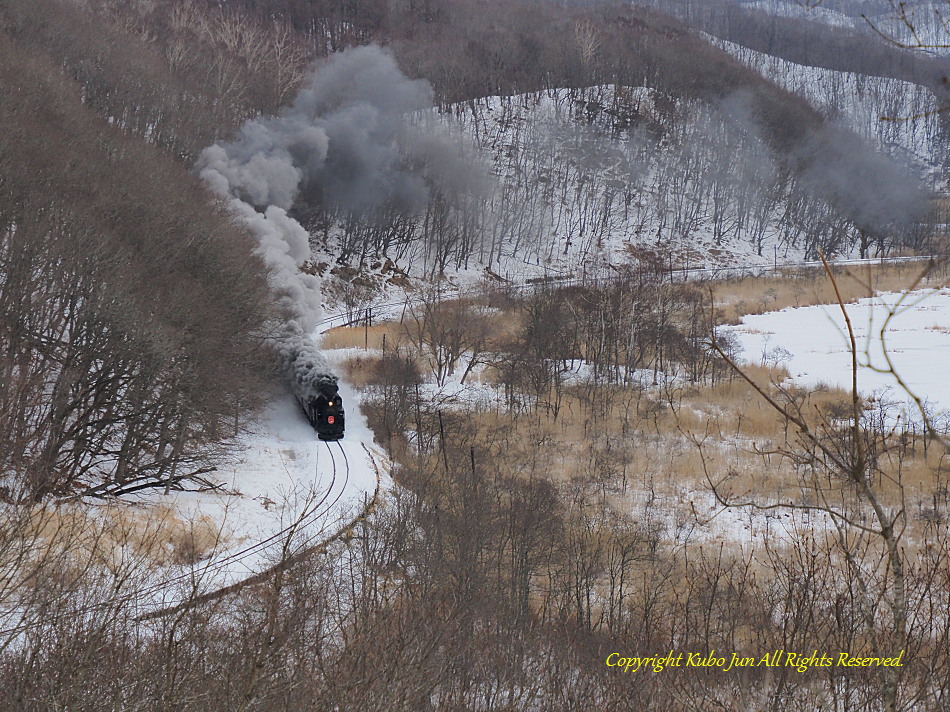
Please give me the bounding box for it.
[1,253,936,634]
[0,442,382,634]
[137,253,934,618]
[136,440,376,621]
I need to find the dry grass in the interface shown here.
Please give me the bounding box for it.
[328,268,949,540]
[320,265,950,648]
[332,350,410,388]
[321,323,404,351]
[337,320,942,515]
[713,260,950,324]
[107,505,227,565]
[322,298,522,351]
[24,502,228,570]
[880,441,950,496]
[361,355,942,538]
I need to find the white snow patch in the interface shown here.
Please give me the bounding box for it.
[724,287,950,423]
[124,335,389,612]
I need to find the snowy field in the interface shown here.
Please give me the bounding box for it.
[666,285,950,548]
[726,287,950,423]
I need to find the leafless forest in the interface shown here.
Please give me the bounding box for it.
[2,0,950,709]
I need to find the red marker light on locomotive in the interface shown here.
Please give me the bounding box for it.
[328,416,335,424]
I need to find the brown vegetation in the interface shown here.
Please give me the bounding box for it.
[0,260,948,710]
[2,0,948,706]
[319,267,950,710]
[0,1,274,500]
[714,259,950,322]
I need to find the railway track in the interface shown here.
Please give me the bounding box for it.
[0,441,382,634]
[1,252,937,634]
[127,254,945,611]
[135,439,369,621]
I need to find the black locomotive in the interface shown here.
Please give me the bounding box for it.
[281,333,345,441]
[300,379,345,441]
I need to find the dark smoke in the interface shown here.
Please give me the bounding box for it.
[198,45,482,402]
[200,44,481,221]
[792,125,928,235]
[716,89,927,236]
[275,333,338,406]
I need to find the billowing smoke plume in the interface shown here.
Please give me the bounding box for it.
[792,125,928,235]
[274,332,338,403]
[717,89,927,238]
[199,44,480,222]
[198,45,472,401]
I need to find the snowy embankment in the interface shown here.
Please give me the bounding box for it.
[125,341,389,613]
[725,287,950,424]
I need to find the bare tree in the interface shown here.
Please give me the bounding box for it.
[703,256,949,712]
[404,289,491,387]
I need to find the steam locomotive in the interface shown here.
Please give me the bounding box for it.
[299,378,345,441]
[280,333,345,441]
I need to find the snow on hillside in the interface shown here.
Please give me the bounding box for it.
[409,76,936,286]
[744,0,863,27]
[422,87,799,280]
[712,38,950,184]
[738,0,949,49]
[726,286,950,425]
[838,0,950,51]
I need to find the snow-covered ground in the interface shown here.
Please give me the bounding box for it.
[656,284,950,548]
[121,339,389,613]
[414,75,941,290]
[726,286,950,423]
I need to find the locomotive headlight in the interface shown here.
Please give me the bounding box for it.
[329,401,333,406]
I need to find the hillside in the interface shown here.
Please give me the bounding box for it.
[0,8,274,502]
[2,0,950,709]
[644,0,950,103]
